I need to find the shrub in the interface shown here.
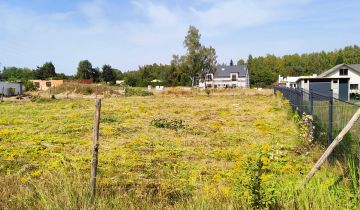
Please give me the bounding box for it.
[151,117,186,131]
[31,95,54,103]
[205,88,211,96]
[125,87,153,96]
[23,81,36,92]
[235,144,278,209]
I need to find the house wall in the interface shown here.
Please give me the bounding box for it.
[32,80,64,90]
[0,82,22,96]
[206,77,248,88]
[297,80,310,91]
[326,67,360,94]
[331,79,339,97]
[298,79,349,100]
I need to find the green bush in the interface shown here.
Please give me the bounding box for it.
[125,87,153,96]
[23,80,36,92]
[235,145,278,209]
[151,117,186,131]
[31,95,54,103]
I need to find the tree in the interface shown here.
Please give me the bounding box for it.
[2,67,34,81]
[181,25,217,86]
[230,59,234,66]
[237,59,245,65]
[200,46,217,76]
[113,69,123,80]
[184,25,202,86]
[102,65,116,84]
[34,62,56,79]
[76,60,93,80]
[91,67,101,83]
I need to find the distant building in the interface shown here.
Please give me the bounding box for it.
[116,80,124,85]
[278,74,318,88]
[202,65,250,88]
[318,64,360,96]
[0,82,23,96]
[31,80,64,90]
[296,77,350,101]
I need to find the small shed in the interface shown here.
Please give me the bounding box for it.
[0,82,23,96]
[296,77,350,101]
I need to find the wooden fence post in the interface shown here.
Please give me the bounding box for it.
[90,99,101,199]
[301,108,360,186]
[1,86,4,102]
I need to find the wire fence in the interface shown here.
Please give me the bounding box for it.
[274,86,360,158]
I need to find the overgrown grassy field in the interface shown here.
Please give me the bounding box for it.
[0,91,358,209]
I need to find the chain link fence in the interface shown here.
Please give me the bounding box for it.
[274,86,360,158]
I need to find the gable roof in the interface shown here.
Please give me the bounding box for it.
[214,65,248,78]
[318,64,360,77]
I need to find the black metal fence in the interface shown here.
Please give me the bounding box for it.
[274,86,360,154]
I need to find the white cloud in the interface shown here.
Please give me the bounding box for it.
[191,0,312,29]
[131,0,179,26]
[0,0,358,73]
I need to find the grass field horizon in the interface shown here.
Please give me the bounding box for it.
[0,90,358,209]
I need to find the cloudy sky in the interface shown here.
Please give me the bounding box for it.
[0,0,359,75]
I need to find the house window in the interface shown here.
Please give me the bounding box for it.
[46,82,52,87]
[231,74,237,81]
[304,80,308,83]
[340,68,348,76]
[333,80,338,83]
[34,82,40,88]
[206,74,213,81]
[350,84,359,90]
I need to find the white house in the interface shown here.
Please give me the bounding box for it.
[278,74,317,88]
[202,65,249,88]
[318,64,360,96]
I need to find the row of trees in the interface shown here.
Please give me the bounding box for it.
[0,61,124,84]
[0,62,66,82]
[75,60,123,84]
[246,45,360,87]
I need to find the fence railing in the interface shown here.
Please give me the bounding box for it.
[274,86,360,152]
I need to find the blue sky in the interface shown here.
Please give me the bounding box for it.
[0,0,360,75]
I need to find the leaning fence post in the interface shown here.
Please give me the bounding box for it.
[301,108,360,186]
[90,99,101,199]
[328,89,333,147]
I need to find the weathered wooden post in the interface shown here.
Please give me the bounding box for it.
[90,99,101,199]
[1,86,4,102]
[302,108,360,186]
[66,86,69,99]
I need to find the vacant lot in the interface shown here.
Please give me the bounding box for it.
[0,92,357,209]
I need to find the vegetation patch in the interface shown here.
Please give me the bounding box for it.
[0,92,357,209]
[125,87,153,96]
[151,117,186,131]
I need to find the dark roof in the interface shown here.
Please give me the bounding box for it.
[214,65,248,78]
[349,64,360,73]
[318,64,360,77]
